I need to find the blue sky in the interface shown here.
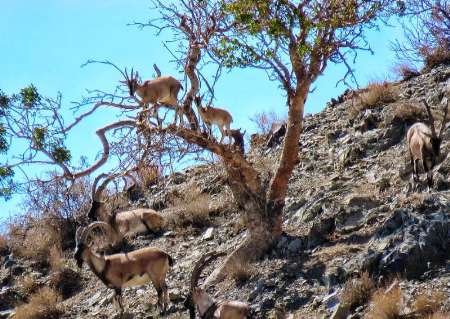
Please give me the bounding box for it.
[0,1,405,221]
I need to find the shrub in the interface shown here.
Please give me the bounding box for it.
[341,272,375,310]
[384,102,427,127]
[167,192,214,228]
[21,174,91,250]
[349,82,398,118]
[14,287,63,319]
[0,233,8,255]
[392,63,420,81]
[49,267,81,299]
[413,291,446,316]
[366,283,402,319]
[15,274,40,297]
[227,260,255,286]
[428,313,450,319]
[11,221,61,267]
[422,45,450,71]
[166,186,233,229]
[250,111,285,135]
[137,164,160,189]
[360,82,398,109]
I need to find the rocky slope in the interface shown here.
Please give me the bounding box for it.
[1,65,450,319]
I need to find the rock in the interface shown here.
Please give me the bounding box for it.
[287,239,302,255]
[362,207,449,279]
[324,266,347,288]
[335,209,365,234]
[307,217,335,249]
[202,227,214,241]
[0,309,14,319]
[344,195,380,210]
[0,287,21,311]
[87,291,103,307]
[169,288,184,302]
[293,202,323,223]
[330,303,350,319]
[322,290,339,309]
[285,198,307,214]
[261,296,276,309]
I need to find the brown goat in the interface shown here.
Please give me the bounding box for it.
[88,174,165,243]
[123,68,183,123]
[194,96,233,144]
[407,99,448,190]
[184,252,252,319]
[74,224,173,315]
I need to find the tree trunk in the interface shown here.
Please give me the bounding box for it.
[205,85,309,285]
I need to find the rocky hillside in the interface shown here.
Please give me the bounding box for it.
[1,65,449,319]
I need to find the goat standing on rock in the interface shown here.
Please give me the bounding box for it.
[184,252,253,319]
[407,99,448,191]
[74,224,173,315]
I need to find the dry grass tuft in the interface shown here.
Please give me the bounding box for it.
[427,312,450,319]
[166,190,214,228]
[49,267,82,299]
[11,222,62,267]
[422,45,450,71]
[360,82,398,109]
[0,233,8,255]
[137,165,160,189]
[166,186,234,229]
[14,287,63,319]
[413,291,447,316]
[250,110,285,135]
[366,283,402,319]
[227,260,255,286]
[15,274,40,296]
[341,272,375,310]
[348,81,399,118]
[392,63,420,81]
[389,102,426,125]
[49,246,64,272]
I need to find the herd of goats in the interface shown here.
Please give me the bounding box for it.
[73,69,449,318]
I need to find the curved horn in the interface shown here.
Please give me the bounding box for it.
[439,100,449,138]
[190,251,226,292]
[94,174,118,202]
[75,226,85,245]
[91,173,109,202]
[153,63,161,78]
[422,99,437,137]
[80,221,116,245]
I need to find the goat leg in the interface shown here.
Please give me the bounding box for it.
[113,288,124,315]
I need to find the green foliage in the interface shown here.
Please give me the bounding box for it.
[32,127,47,149]
[0,90,9,110]
[216,0,391,72]
[0,166,14,200]
[0,123,8,153]
[51,145,71,164]
[20,84,40,107]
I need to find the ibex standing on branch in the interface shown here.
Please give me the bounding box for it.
[74,224,173,315]
[194,95,233,144]
[407,99,449,191]
[88,174,165,244]
[184,252,252,319]
[123,67,183,124]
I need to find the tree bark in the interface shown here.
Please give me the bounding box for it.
[205,85,309,285]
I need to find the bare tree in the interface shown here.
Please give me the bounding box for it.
[392,0,450,68]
